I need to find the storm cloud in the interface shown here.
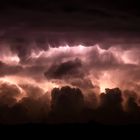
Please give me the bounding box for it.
[1,82,140,124]
[0,0,140,125]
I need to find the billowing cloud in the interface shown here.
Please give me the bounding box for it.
[0,81,22,107]
[0,1,140,124]
[0,43,140,94]
[0,81,50,124]
[0,81,140,124]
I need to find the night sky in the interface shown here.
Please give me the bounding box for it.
[0,0,140,125]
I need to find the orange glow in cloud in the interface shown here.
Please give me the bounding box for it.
[30,44,139,65]
[25,44,140,93]
[0,54,20,65]
[0,44,139,96]
[0,77,26,101]
[99,72,117,93]
[29,44,93,62]
[0,76,60,93]
[109,46,139,65]
[0,44,20,65]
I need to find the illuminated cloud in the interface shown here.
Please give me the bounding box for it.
[0,0,140,125]
[0,43,140,94]
[0,43,20,65]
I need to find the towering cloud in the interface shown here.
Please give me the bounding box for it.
[48,86,84,123]
[1,83,140,124]
[0,0,140,125]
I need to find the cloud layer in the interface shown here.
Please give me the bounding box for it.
[1,81,140,124]
[0,1,140,124]
[0,43,140,125]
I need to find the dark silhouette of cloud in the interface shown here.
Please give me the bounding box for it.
[95,88,124,124]
[0,82,140,124]
[45,58,84,79]
[48,86,84,123]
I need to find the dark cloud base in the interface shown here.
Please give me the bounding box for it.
[0,82,140,125]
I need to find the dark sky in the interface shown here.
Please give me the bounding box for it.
[0,0,139,47]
